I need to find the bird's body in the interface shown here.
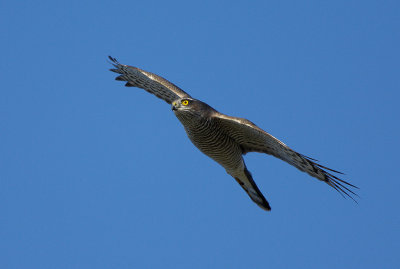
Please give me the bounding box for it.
[108,56,357,211]
[174,100,242,172]
[173,99,271,209]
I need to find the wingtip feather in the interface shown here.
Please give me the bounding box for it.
[125,82,135,87]
[115,75,127,81]
[108,55,118,63]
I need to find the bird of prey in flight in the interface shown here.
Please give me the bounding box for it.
[108,56,357,211]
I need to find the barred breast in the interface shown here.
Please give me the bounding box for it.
[176,113,244,173]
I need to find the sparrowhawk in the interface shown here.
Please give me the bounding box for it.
[108,56,357,211]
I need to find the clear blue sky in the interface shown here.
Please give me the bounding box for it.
[1,1,399,268]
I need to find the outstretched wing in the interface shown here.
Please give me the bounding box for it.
[214,113,358,201]
[108,56,192,104]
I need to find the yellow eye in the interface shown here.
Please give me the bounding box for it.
[181,100,189,106]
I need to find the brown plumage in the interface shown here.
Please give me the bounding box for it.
[108,56,358,211]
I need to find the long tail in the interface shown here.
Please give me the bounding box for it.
[234,167,271,211]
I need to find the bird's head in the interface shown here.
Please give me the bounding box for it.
[172,98,216,119]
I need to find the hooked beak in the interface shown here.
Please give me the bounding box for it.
[172,101,178,111]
